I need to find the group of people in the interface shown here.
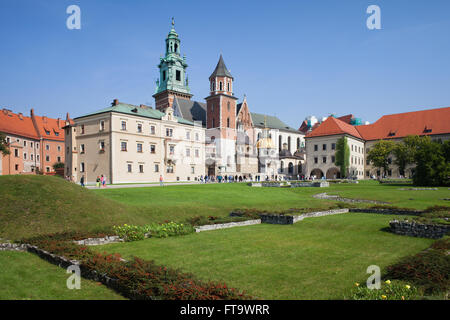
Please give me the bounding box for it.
[64,174,107,188]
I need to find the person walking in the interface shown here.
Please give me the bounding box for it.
[103,175,107,187]
[80,175,85,187]
[159,174,164,186]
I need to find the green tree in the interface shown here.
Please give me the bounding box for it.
[52,162,65,171]
[367,140,396,177]
[413,137,450,186]
[392,135,421,176]
[335,136,350,178]
[0,133,10,156]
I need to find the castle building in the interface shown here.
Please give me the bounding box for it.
[305,107,450,179]
[64,20,306,184]
[0,108,67,175]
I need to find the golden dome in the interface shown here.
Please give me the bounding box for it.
[256,137,275,149]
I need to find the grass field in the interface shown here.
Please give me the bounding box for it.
[94,212,434,300]
[1,175,448,240]
[0,251,125,300]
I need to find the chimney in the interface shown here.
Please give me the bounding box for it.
[57,118,61,129]
[113,99,119,106]
[30,108,34,116]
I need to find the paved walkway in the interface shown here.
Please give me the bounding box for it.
[86,181,206,189]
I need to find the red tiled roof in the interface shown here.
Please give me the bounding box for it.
[337,114,353,124]
[305,107,450,141]
[32,114,66,141]
[0,109,39,139]
[355,107,450,141]
[305,116,363,139]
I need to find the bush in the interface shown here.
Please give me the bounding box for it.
[349,280,419,300]
[385,239,450,294]
[113,222,194,241]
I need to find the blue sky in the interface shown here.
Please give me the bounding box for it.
[0,0,449,128]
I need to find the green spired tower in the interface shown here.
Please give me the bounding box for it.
[153,18,192,111]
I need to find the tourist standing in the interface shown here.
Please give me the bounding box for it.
[80,175,85,187]
[103,175,107,187]
[160,175,164,186]
[96,176,101,188]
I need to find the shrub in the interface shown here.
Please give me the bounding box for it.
[113,222,194,241]
[349,280,419,300]
[385,239,450,294]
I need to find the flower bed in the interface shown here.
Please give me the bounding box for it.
[113,222,194,242]
[349,280,419,300]
[21,233,251,300]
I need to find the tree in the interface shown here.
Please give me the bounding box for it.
[335,136,350,178]
[413,137,450,186]
[367,140,395,177]
[52,162,65,171]
[392,135,421,176]
[0,133,10,156]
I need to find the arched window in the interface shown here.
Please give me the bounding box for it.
[227,117,230,128]
[288,136,291,151]
[227,82,230,92]
[280,161,284,173]
[174,43,178,53]
[212,81,215,91]
[219,82,223,91]
[227,102,230,111]
[288,162,294,174]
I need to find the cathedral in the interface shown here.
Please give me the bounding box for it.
[154,20,306,179]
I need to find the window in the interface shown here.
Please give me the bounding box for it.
[176,70,181,81]
[212,119,215,128]
[331,143,336,150]
[23,141,27,147]
[166,128,173,137]
[150,125,156,135]
[36,143,39,149]
[23,153,27,160]
[227,102,230,111]
[195,133,199,141]
[186,131,190,140]
[37,155,39,161]
[139,164,144,173]
[127,164,132,173]
[163,70,166,81]
[186,148,190,157]
[100,120,105,131]
[314,157,318,164]
[46,167,50,172]
[57,146,61,152]
[227,82,230,92]
[366,171,370,177]
[137,143,143,153]
[99,141,105,152]
[154,164,159,172]
[121,141,127,152]
[150,145,156,154]
[137,123,142,133]
[121,121,127,131]
[322,144,326,151]
[191,166,195,174]
[30,142,33,148]
[31,154,33,160]
[81,125,85,134]
[166,165,174,173]
[195,149,199,158]
[219,82,223,91]
[332,156,335,163]
[57,156,61,162]
[280,161,284,172]
[46,144,50,151]
[227,117,230,128]
[46,155,50,162]
[80,162,85,172]
[14,149,18,157]
[314,145,318,152]
[323,156,327,163]
[15,164,19,171]
[80,144,85,154]
[169,145,175,155]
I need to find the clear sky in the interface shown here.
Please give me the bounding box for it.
[1,0,449,128]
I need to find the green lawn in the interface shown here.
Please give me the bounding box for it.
[94,212,434,300]
[0,251,125,300]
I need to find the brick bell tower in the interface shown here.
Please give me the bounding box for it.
[153,18,192,111]
[205,55,239,174]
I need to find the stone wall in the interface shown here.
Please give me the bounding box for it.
[195,219,261,232]
[73,235,123,246]
[389,220,450,239]
[260,209,349,225]
[0,242,28,251]
[349,208,423,216]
